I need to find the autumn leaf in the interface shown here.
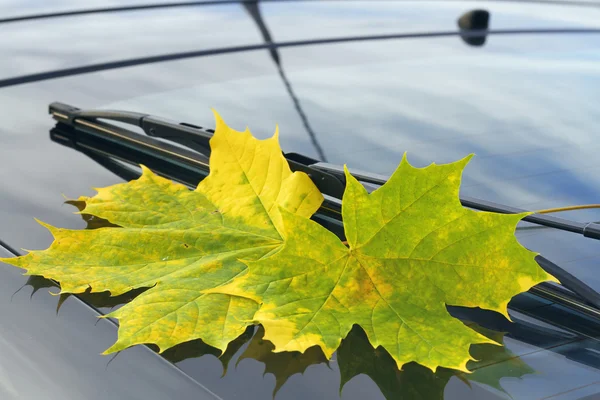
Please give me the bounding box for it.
[0,111,323,354]
[1,110,557,373]
[215,155,558,372]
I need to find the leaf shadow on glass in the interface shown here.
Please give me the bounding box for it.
[156,321,533,400]
[19,201,535,399]
[65,200,120,229]
[159,326,254,376]
[235,325,330,397]
[23,280,534,399]
[22,266,534,399]
[337,323,534,400]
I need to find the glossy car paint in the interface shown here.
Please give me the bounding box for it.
[1,1,600,399]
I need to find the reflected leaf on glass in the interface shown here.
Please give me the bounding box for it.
[70,287,148,311]
[337,325,455,400]
[337,324,535,400]
[237,325,329,397]
[19,274,58,297]
[65,200,119,229]
[161,326,254,375]
[22,274,147,312]
[465,324,535,395]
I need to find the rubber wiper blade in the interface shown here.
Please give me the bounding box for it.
[50,102,600,240]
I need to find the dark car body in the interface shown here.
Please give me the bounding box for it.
[2,1,600,399]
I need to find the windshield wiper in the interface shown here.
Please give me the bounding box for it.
[48,102,600,315]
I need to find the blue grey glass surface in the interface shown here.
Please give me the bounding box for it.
[2,1,600,399]
[0,3,262,79]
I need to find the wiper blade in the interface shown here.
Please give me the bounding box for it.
[50,102,600,240]
[50,102,346,199]
[48,102,600,313]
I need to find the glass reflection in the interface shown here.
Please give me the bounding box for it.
[244,1,327,161]
[25,274,535,399]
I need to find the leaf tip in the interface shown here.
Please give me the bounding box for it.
[451,153,475,171]
[342,164,358,185]
[139,164,153,176]
[33,218,59,236]
[478,331,503,347]
[455,359,473,374]
[497,299,513,322]
[101,346,118,356]
[0,256,18,266]
[210,108,225,126]
[547,273,561,285]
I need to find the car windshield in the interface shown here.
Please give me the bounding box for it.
[3,2,600,399]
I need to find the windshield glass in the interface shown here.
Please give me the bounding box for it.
[2,3,600,399]
[102,34,600,209]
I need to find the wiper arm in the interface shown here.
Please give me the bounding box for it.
[48,102,600,313]
[51,102,214,154]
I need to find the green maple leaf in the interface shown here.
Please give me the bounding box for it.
[215,155,558,371]
[0,112,323,354]
[1,110,557,372]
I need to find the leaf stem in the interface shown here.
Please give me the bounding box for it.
[535,204,600,215]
